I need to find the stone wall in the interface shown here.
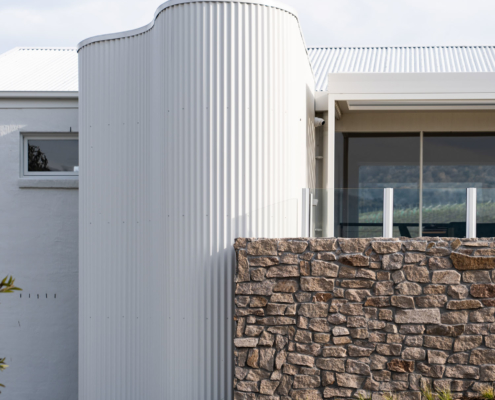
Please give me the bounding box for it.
[233,237,495,400]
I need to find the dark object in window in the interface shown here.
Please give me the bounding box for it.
[28,144,49,171]
[27,140,78,172]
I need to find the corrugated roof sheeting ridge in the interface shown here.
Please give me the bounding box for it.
[309,46,495,91]
[0,47,78,92]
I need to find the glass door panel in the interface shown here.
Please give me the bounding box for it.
[423,133,495,237]
[335,133,420,238]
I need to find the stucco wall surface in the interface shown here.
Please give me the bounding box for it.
[234,237,495,400]
[0,107,78,400]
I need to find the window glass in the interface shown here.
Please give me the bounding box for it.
[27,139,78,173]
[335,133,420,238]
[423,133,495,237]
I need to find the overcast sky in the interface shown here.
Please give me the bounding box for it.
[1,0,495,55]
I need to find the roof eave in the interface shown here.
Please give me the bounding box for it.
[0,91,78,99]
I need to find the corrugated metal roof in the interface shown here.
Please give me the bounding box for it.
[309,46,495,91]
[0,47,78,92]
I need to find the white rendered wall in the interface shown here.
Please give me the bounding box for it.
[0,103,78,400]
[79,1,314,399]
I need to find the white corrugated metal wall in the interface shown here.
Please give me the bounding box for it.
[79,1,314,399]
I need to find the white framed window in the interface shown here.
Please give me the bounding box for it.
[21,133,79,177]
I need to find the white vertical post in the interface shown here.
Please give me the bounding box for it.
[309,192,314,237]
[383,188,394,238]
[302,188,311,237]
[466,188,477,239]
[324,96,335,237]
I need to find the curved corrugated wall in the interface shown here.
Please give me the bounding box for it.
[78,1,314,399]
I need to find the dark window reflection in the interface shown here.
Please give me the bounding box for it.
[335,133,420,238]
[27,140,78,172]
[423,133,495,237]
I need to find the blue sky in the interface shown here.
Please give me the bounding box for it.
[1,0,495,54]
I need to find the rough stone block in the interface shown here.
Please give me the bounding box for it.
[415,295,448,308]
[447,285,468,299]
[375,281,394,296]
[338,238,370,253]
[373,241,402,254]
[444,365,480,379]
[340,303,364,316]
[426,324,464,337]
[292,375,321,389]
[310,260,339,279]
[446,300,483,310]
[463,270,492,283]
[346,359,371,375]
[402,347,426,361]
[480,365,495,381]
[424,285,446,295]
[382,253,404,270]
[432,270,461,284]
[404,265,430,282]
[416,363,445,378]
[336,373,366,388]
[247,239,278,256]
[323,387,353,398]
[429,257,453,270]
[471,284,495,298]
[428,350,449,364]
[235,338,259,348]
[309,238,337,251]
[451,252,495,270]
[395,309,440,324]
[236,280,276,295]
[376,344,402,356]
[290,389,323,400]
[237,381,259,392]
[315,358,345,372]
[396,282,423,295]
[423,336,453,351]
[300,277,334,292]
[388,359,415,372]
[391,295,415,308]
[249,256,280,267]
[299,303,329,319]
[278,240,308,254]
[453,335,483,351]
[273,280,299,293]
[441,311,468,325]
[286,353,315,368]
[339,254,370,267]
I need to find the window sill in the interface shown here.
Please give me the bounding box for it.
[18,178,79,189]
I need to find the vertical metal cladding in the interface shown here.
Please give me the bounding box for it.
[79,1,315,399]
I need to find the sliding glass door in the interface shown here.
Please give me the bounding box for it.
[423,133,495,237]
[335,133,420,238]
[334,132,495,238]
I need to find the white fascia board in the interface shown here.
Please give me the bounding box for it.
[328,72,495,96]
[0,91,78,99]
[347,100,495,111]
[315,91,328,112]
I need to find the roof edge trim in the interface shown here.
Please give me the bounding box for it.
[77,0,298,51]
[0,91,78,99]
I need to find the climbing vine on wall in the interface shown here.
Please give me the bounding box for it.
[0,276,21,393]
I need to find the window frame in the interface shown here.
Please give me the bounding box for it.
[20,133,79,178]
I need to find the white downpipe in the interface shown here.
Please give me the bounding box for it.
[383,188,394,238]
[302,188,311,237]
[466,188,477,238]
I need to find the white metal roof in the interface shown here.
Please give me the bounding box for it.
[0,47,78,93]
[78,0,298,50]
[309,46,495,91]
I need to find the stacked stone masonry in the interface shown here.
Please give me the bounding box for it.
[233,237,495,400]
